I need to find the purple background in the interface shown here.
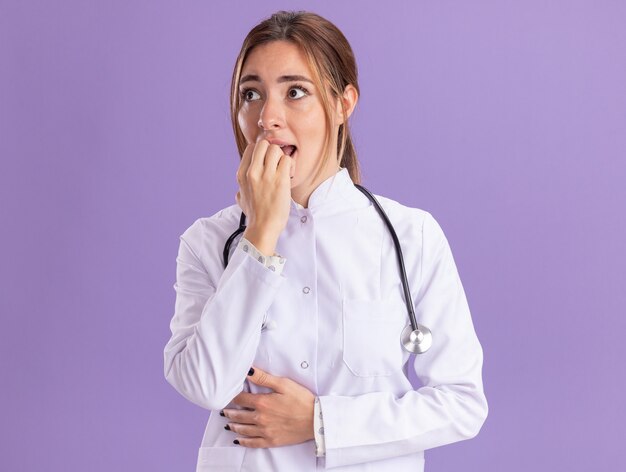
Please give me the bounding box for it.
[2,1,625,470]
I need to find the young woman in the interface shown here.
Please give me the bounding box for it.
[164,10,488,471]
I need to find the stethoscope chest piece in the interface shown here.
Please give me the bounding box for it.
[401,324,433,354]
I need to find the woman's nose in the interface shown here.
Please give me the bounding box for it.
[257,95,284,129]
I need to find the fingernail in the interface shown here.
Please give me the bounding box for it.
[233,439,240,445]
[224,424,231,431]
[248,368,255,376]
[219,410,225,417]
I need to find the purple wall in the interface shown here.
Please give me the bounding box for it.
[2,1,625,470]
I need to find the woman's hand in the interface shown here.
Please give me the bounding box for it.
[221,366,316,448]
[235,140,295,256]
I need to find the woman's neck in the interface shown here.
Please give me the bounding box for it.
[291,163,341,208]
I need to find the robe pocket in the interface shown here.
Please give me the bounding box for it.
[196,446,246,472]
[342,297,407,377]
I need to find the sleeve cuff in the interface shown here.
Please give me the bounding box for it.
[313,396,326,456]
[238,237,286,276]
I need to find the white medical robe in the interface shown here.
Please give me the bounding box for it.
[164,167,488,471]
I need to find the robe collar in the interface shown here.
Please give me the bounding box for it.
[290,167,367,216]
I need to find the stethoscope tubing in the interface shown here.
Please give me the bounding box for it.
[223,211,247,268]
[353,184,419,335]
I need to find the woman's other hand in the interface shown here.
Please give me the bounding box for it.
[222,366,315,448]
[236,140,295,257]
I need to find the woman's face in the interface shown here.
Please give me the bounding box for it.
[237,40,340,203]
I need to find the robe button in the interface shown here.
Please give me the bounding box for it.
[302,286,311,294]
[300,216,307,223]
[301,361,309,369]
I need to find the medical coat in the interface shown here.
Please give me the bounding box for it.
[164,167,488,471]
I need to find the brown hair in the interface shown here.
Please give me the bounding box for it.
[229,10,361,184]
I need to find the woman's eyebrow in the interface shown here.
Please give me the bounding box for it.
[239,74,313,85]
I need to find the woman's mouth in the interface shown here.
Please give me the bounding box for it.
[279,145,297,179]
[280,144,297,157]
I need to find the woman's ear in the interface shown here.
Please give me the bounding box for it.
[335,84,358,126]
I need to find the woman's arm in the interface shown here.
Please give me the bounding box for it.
[164,140,295,411]
[163,219,286,411]
[317,212,488,468]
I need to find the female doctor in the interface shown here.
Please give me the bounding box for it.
[164,10,488,472]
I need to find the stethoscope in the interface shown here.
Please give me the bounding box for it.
[222,184,433,354]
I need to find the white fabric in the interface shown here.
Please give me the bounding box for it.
[239,235,327,456]
[164,167,488,471]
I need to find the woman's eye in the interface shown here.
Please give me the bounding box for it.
[288,86,308,99]
[241,89,260,101]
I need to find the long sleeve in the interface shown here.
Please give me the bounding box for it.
[163,222,287,411]
[317,212,488,469]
